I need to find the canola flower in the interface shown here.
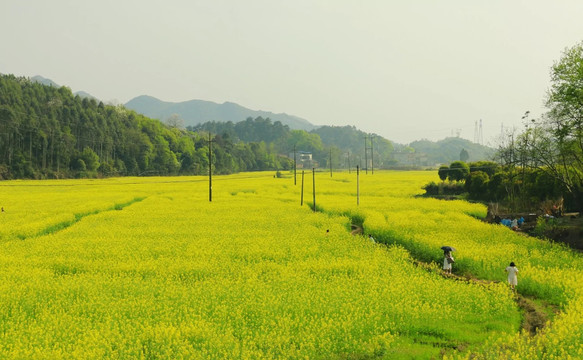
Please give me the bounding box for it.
[0,171,577,359]
[316,171,583,359]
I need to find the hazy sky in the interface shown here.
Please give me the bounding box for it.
[1,1,582,144]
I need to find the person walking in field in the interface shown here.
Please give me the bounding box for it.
[443,250,454,274]
[506,262,519,292]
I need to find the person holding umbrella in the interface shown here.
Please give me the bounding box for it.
[441,246,455,274]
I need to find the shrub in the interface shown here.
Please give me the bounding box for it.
[438,165,449,181]
[469,161,499,177]
[423,181,465,196]
[448,161,470,182]
[532,216,564,239]
[423,182,439,195]
[466,171,490,200]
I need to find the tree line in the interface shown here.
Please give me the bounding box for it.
[425,160,561,208]
[0,74,292,179]
[424,40,583,212]
[192,121,395,170]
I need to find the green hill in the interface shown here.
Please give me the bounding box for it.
[125,95,315,131]
[0,74,293,179]
[409,137,494,164]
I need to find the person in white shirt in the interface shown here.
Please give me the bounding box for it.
[505,262,519,292]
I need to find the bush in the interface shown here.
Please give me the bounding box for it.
[423,181,466,196]
[441,182,466,195]
[466,171,490,200]
[98,162,115,176]
[72,158,87,172]
[423,182,439,195]
[469,161,499,177]
[532,216,565,239]
[438,165,449,181]
[448,161,470,182]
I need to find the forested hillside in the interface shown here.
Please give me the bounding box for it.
[0,74,292,179]
[189,120,494,168]
[312,125,394,167]
[0,73,492,180]
[192,121,396,170]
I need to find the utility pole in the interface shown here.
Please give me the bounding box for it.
[370,135,374,175]
[329,148,332,177]
[312,168,316,212]
[364,135,374,174]
[356,165,360,205]
[301,170,305,206]
[293,143,297,185]
[208,132,214,202]
[347,151,351,174]
[364,136,368,174]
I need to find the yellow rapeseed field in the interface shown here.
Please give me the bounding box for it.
[0,171,581,359]
[317,171,583,359]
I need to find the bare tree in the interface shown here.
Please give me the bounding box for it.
[165,113,185,130]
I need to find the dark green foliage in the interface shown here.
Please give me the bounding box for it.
[463,163,500,201]
[465,171,490,200]
[459,148,469,162]
[422,181,465,196]
[532,216,564,239]
[447,161,470,182]
[486,41,583,212]
[422,182,439,196]
[193,122,396,170]
[469,161,499,177]
[438,165,449,181]
[192,117,290,144]
[465,166,566,206]
[72,159,86,172]
[487,172,507,201]
[435,156,570,210]
[311,125,394,169]
[81,147,100,172]
[539,42,583,211]
[0,74,291,179]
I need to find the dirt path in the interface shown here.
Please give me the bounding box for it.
[350,221,558,336]
[409,259,557,336]
[516,296,555,335]
[350,224,363,235]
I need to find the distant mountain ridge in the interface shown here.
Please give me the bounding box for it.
[31,75,99,100]
[24,75,495,165]
[125,95,315,131]
[31,75,60,88]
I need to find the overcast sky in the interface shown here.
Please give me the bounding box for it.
[1,1,582,144]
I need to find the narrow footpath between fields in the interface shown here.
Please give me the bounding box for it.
[350,222,559,337]
[409,259,558,336]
